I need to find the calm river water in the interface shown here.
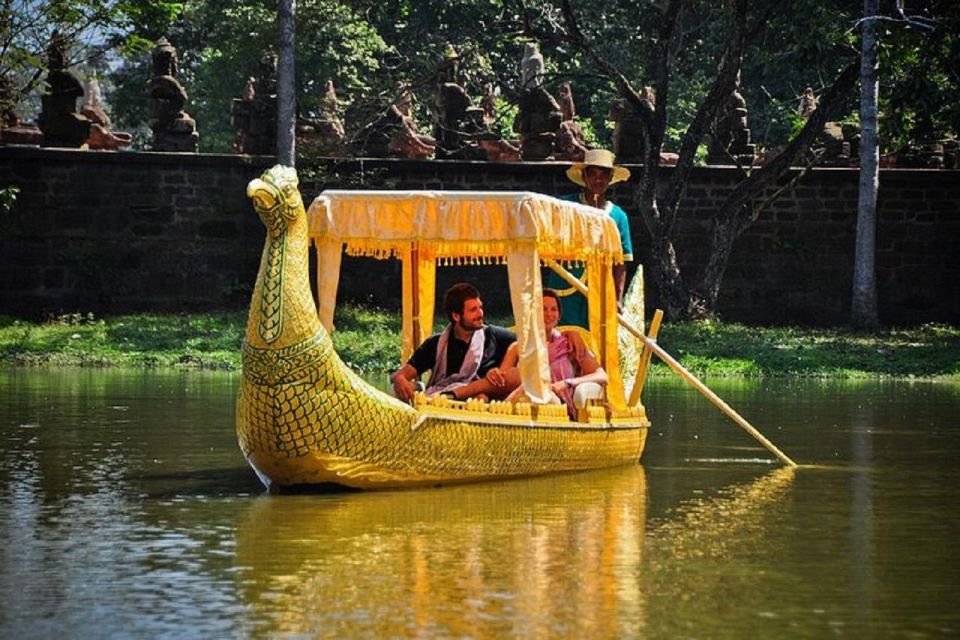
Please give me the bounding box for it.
[0,369,957,638]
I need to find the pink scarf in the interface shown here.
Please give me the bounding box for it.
[547,329,576,412]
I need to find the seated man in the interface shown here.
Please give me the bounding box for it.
[391,283,520,403]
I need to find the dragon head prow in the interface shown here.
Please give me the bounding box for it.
[247,165,304,236]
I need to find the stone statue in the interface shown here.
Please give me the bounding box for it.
[554,83,588,161]
[609,86,654,163]
[387,82,436,159]
[296,79,346,156]
[477,134,521,162]
[799,87,818,119]
[812,121,858,167]
[640,85,656,110]
[514,45,561,160]
[706,72,755,166]
[0,73,43,145]
[1,73,20,129]
[481,83,498,126]
[81,74,132,150]
[322,80,339,116]
[146,37,199,152]
[521,43,545,90]
[231,51,277,155]
[558,82,575,121]
[608,86,677,165]
[38,31,92,147]
[431,45,483,159]
[352,82,436,159]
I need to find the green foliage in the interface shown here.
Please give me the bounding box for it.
[655,320,960,379]
[2,310,958,380]
[330,304,401,373]
[0,186,19,215]
[0,1,182,119]
[487,97,519,141]
[0,312,246,369]
[4,1,956,157]
[875,3,960,153]
[110,0,389,152]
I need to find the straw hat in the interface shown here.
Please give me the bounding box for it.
[566,149,631,186]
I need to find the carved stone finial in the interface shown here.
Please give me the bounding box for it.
[554,83,588,161]
[38,30,91,147]
[147,37,199,152]
[521,43,545,90]
[231,51,277,154]
[799,87,818,119]
[515,44,560,160]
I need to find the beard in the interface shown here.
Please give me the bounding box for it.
[459,316,484,332]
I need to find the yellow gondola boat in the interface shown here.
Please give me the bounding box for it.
[237,165,652,490]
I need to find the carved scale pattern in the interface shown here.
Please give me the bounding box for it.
[258,232,285,343]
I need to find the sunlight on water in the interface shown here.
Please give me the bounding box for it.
[0,369,958,638]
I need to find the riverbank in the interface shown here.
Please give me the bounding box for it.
[1,307,958,379]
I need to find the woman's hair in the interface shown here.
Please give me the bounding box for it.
[542,288,562,318]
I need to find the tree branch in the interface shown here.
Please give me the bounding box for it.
[557,0,648,117]
[721,58,860,232]
[664,0,747,221]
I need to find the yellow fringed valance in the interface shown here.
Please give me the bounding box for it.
[307,191,625,264]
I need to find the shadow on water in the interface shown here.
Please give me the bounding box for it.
[135,466,265,499]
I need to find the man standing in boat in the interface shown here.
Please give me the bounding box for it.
[391,283,519,403]
[545,148,633,328]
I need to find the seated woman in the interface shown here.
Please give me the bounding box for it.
[501,288,608,417]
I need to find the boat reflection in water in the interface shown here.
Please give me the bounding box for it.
[233,465,795,637]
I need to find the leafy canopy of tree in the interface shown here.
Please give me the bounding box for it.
[0,0,182,118]
[4,0,956,324]
[4,0,956,158]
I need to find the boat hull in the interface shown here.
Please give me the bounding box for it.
[243,421,648,491]
[237,369,648,491]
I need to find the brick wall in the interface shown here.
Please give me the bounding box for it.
[1,146,957,325]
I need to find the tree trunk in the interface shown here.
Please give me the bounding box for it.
[276,0,297,167]
[851,0,880,329]
[641,198,689,319]
[697,60,860,316]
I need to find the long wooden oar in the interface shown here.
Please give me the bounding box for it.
[543,259,797,468]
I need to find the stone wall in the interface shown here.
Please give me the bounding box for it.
[1,146,957,326]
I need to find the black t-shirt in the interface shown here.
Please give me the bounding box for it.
[408,325,516,378]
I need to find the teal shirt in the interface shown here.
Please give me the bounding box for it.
[544,193,633,328]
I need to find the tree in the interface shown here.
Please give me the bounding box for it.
[875,1,959,161]
[276,0,296,166]
[851,0,880,330]
[108,0,389,152]
[851,1,953,329]
[0,0,181,120]
[523,0,859,320]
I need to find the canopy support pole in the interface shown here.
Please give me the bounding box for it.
[410,246,421,348]
[629,309,663,406]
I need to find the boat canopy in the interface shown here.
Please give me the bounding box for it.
[306,190,626,408]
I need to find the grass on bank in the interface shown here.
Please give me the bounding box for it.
[1,307,958,380]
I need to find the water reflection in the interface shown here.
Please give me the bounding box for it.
[1,370,958,638]
[231,465,799,638]
[234,467,648,638]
